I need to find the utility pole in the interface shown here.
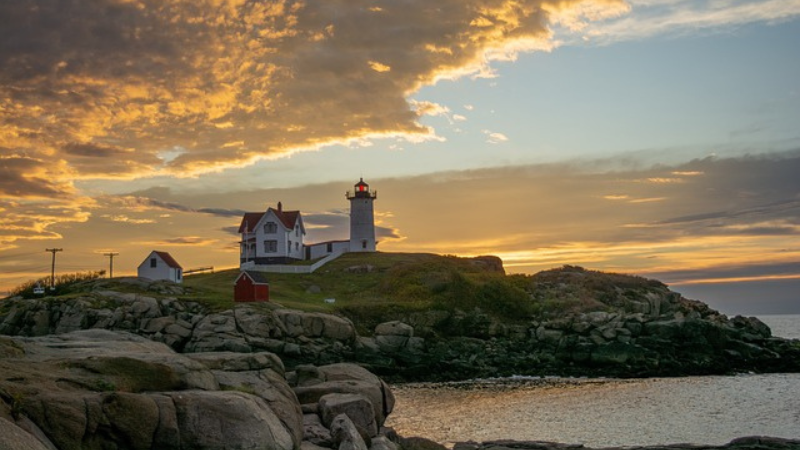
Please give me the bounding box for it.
[104,252,119,278]
[45,248,62,290]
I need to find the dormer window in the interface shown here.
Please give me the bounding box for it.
[264,222,277,233]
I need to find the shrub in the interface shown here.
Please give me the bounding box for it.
[10,270,106,298]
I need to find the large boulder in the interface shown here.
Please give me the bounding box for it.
[292,363,395,427]
[319,393,378,437]
[0,330,302,450]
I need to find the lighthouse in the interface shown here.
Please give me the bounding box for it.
[346,178,377,252]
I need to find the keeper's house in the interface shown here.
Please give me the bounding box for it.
[238,202,306,265]
[237,178,378,269]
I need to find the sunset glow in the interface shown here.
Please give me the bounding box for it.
[2,0,799,313]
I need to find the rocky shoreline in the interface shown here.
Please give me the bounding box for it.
[1,329,799,450]
[2,277,800,448]
[1,278,799,382]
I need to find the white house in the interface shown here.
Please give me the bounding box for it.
[238,202,306,265]
[137,251,183,283]
[238,179,378,270]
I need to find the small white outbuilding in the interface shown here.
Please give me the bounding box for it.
[137,251,183,283]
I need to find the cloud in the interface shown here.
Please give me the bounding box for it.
[0,155,75,199]
[374,150,800,284]
[111,195,247,218]
[140,237,218,246]
[0,0,629,194]
[100,214,156,225]
[483,130,510,144]
[579,0,800,44]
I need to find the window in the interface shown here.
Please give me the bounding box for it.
[326,243,333,252]
[177,270,182,280]
[150,258,157,268]
[289,240,292,251]
[264,222,277,233]
[264,240,278,253]
[362,240,367,249]
[295,227,299,237]
[295,242,299,251]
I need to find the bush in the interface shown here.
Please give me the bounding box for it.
[10,270,106,298]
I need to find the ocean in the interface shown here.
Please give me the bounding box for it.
[386,314,800,448]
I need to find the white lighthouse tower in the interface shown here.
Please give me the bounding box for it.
[346,178,377,252]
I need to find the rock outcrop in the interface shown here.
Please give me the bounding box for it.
[2,329,799,450]
[0,330,300,450]
[1,275,799,382]
[0,330,401,450]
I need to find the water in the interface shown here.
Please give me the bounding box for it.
[386,315,800,448]
[760,314,800,340]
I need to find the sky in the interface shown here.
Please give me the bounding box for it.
[1,0,799,315]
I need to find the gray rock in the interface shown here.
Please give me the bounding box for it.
[210,370,304,447]
[0,417,52,450]
[330,414,369,450]
[303,441,333,450]
[375,335,409,353]
[304,413,333,446]
[371,436,400,450]
[319,393,378,437]
[292,363,394,426]
[167,390,295,450]
[141,316,175,333]
[187,351,285,374]
[375,321,413,337]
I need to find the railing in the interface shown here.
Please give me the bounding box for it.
[241,251,345,274]
[345,190,377,199]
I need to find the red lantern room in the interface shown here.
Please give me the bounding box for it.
[348,178,376,199]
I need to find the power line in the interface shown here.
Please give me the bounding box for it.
[0,265,50,274]
[0,251,43,260]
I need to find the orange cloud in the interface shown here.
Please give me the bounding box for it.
[0,0,628,191]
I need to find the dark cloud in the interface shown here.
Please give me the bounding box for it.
[159,237,215,245]
[221,226,241,236]
[62,142,128,158]
[645,261,800,285]
[304,211,349,228]
[377,226,402,240]
[0,155,71,198]
[118,195,245,218]
[0,0,195,84]
[197,207,248,218]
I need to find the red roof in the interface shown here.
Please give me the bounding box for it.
[236,270,270,285]
[238,212,265,233]
[238,208,301,233]
[273,208,300,230]
[154,251,182,269]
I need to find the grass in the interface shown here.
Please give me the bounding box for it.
[184,254,674,331]
[6,252,674,335]
[181,252,517,322]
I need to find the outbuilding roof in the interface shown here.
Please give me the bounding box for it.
[236,270,270,285]
[153,251,182,269]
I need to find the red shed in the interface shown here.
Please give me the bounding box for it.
[234,271,270,302]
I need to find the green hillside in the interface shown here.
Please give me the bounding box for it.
[183,252,510,313]
[182,252,665,334]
